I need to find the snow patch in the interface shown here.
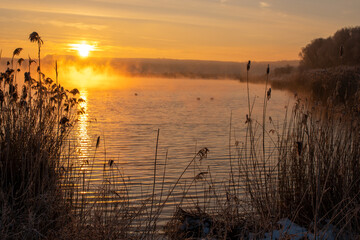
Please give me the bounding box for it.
[262,218,335,240]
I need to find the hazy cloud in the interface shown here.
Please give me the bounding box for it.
[0,15,105,31]
[48,20,108,31]
[259,1,270,8]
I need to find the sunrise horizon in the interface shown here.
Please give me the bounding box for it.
[0,29,349,62]
[1,38,304,62]
[1,0,359,62]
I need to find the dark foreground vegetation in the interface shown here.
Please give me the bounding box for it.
[0,32,83,239]
[1,30,360,239]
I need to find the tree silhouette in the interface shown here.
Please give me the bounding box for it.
[299,26,360,69]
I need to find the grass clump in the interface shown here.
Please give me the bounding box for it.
[0,34,81,239]
[276,100,360,234]
[242,98,360,238]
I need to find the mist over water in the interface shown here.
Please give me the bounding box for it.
[32,55,298,89]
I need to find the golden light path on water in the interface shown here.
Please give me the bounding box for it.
[65,75,295,221]
[77,90,90,171]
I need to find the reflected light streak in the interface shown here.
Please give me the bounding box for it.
[77,90,90,171]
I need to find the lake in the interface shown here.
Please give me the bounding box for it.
[65,77,293,222]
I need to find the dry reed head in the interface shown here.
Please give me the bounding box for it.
[197,147,209,160]
[29,32,43,45]
[247,60,251,71]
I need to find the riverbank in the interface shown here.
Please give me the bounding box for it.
[271,65,360,110]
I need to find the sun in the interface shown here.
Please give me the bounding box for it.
[70,43,95,57]
[76,43,94,57]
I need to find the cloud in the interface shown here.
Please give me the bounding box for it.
[48,20,108,31]
[0,11,107,31]
[259,2,270,8]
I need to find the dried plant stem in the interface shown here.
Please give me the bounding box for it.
[148,128,160,236]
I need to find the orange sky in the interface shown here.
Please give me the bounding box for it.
[0,0,359,62]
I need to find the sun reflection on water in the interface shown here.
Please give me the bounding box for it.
[76,90,90,170]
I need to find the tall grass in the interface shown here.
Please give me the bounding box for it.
[277,101,360,234]
[0,37,82,238]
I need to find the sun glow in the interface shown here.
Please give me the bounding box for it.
[70,43,95,57]
[55,61,131,89]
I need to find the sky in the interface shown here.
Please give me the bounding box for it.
[0,0,359,62]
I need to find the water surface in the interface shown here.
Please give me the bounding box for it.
[68,77,293,220]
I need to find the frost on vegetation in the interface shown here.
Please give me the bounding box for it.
[261,218,335,240]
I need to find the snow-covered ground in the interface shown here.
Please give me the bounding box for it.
[261,218,336,240]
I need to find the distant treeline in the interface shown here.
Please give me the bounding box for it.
[271,26,360,108]
[299,26,360,69]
